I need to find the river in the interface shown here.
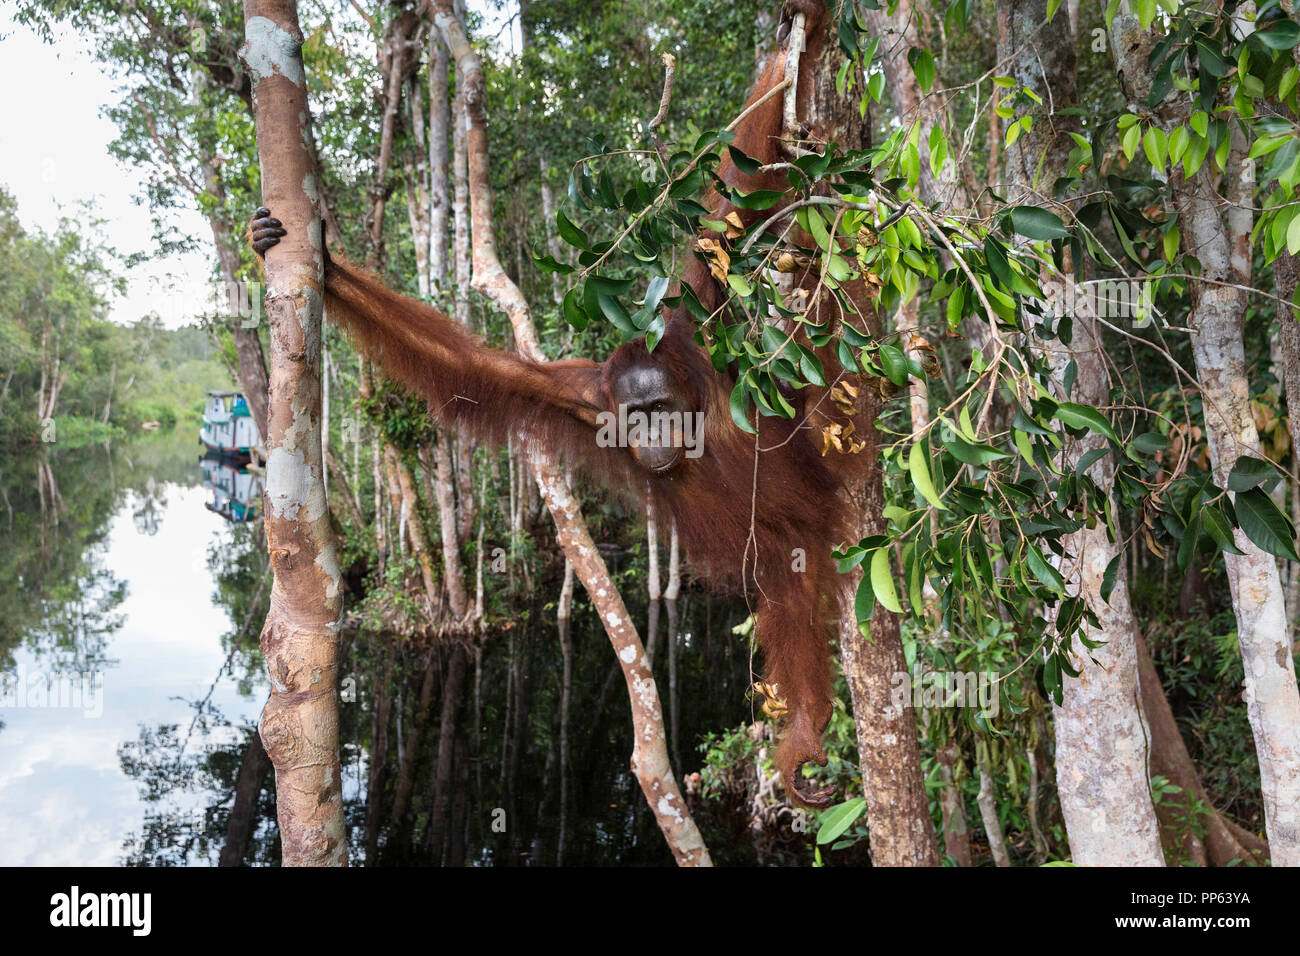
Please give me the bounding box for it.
[0,428,267,865]
[0,427,786,867]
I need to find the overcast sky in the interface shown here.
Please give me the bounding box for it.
[0,3,515,330]
[0,9,216,328]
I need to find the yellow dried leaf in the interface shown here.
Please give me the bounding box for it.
[752,681,787,718]
[1142,526,1166,559]
[830,381,860,414]
[696,237,730,282]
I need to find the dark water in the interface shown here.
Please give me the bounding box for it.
[0,430,267,865]
[0,429,792,866]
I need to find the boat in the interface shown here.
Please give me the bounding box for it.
[199,390,261,461]
[199,454,265,522]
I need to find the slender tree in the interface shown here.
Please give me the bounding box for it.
[239,0,347,867]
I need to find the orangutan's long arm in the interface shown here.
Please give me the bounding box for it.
[251,208,606,451]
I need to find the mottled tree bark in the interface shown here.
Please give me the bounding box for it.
[428,32,451,288]
[240,0,347,866]
[1111,9,1300,865]
[998,0,1164,865]
[798,7,938,866]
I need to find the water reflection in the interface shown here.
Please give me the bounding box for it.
[0,431,267,865]
[199,455,263,524]
[0,429,798,867]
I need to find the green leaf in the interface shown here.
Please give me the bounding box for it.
[1101,553,1122,604]
[944,432,1010,466]
[909,443,947,511]
[1122,122,1142,161]
[870,548,904,614]
[730,188,785,209]
[1054,402,1120,443]
[879,343,908,386]
[556,210,590,250]
[1196,40,1230,78]
[983,236,1014,288]
[727,273,754,297]
[1235,488,1300,561]
[816,798,866,845]
[1202,505,1245,556]
[1025,543,1066,595]
[929,124,949,179]
[532,251,573,274]
[798,347,827,387]
[1143,126,1168,170]
[729,379,758,434]
[561,287,587,331]
[1014,428,1035,467]
[854,572,876,625]
[727,144,761,175]
[907,47,935,93]
[827,252,856,281]
[799,205,834,252]
[1183,134,1210,177]
[1132,432,1167,453]
[867,71,885,103]
[1256,20,1300,50]
[1008,206,1069,240]
[1287,213,1300,257]
[1281,67,1299,103]
[1163,225,1181,262]
[1167,125,1190,165]
[1227,455,1282,492]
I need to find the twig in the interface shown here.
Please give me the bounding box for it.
[129,90,204,199]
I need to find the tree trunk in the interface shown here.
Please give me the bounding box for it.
[240,0,347,866]
[665,521,683,774]
[1273,252,1300,624]
[1137,632,1270,865]
[431,0,710,866]
[934,740,972,865]
[975,744,1011,866]
[1110,9,1300,863]
[556,556,574,865]
[802,5,938,866]
[645,497,662,667]
[997,0,1164,865]
[429,32,451,289]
